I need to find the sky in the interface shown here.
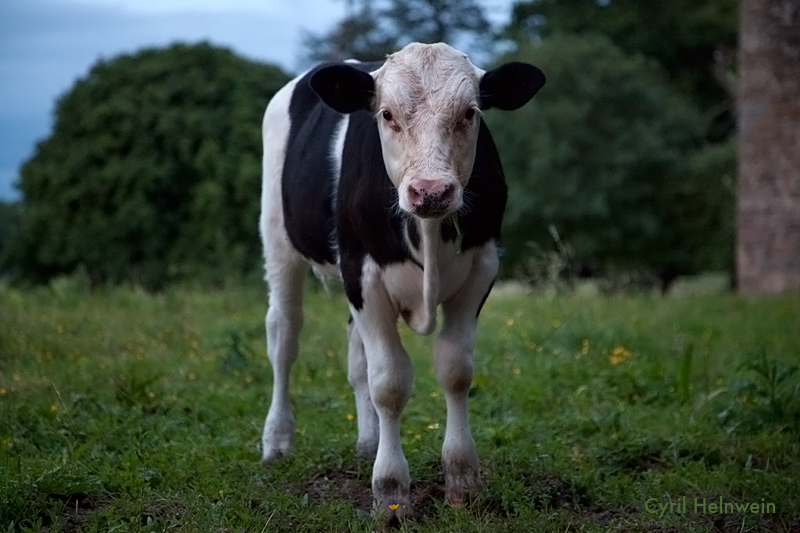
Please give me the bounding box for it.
[0,0,515,201]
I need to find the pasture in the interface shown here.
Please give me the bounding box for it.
[1,279,798,532]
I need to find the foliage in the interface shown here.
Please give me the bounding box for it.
[0,200,21,272]
[719,350,800,432]
[486,33,710,279]
[1,283,799,531]
[301,2,398,63]
[6,43,290,289]
[301,0,492,64]
[507,0,739,137]
[672,136,737,274]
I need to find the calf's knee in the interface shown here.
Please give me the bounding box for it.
[434,338,473,395]
[368,359,413,415]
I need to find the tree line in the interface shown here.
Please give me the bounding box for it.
[0,0,738,290]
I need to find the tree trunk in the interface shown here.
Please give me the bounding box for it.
[737,0,800,293]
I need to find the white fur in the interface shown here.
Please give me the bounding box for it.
[372,43,482,216]
[329,115,349,196]
[260,75,308,463]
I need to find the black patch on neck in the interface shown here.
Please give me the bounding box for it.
[457,121,508,250]
[441,216,459,244]
[336,109,416,310]
[406,218,420,250]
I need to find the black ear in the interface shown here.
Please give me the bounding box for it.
[309,64,375,114]
[480,62,546,111]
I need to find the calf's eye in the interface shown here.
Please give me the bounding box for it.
[465,108,476,121]
[382,110,393,122]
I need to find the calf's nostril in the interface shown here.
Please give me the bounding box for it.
[441,183,455,201]
[407,186,424,206]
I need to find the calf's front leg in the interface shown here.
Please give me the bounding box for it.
[434,244,499,505]
[350,271,413,520]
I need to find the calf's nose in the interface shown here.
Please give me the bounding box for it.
[407,178,455,206]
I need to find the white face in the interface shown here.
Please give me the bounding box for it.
[371,43,484,219]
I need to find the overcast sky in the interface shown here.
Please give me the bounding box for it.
[0,0,514,200]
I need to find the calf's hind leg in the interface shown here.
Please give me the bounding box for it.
[347,319,379,458]
[261,247,308,464]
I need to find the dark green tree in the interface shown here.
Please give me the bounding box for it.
[302,1,399,63]
[485,33,720,282]
[301,0,492,63]
[383,0,492,47]
[7,43,290,288]
[507,0,739,138]
[0,200,21,274]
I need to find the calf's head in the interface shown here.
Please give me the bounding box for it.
[310,43,545,219]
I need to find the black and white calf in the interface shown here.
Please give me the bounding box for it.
[260,42,544,518]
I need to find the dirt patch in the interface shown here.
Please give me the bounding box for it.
[475,469,591,517]
[46,493,106,533]
[293,467,373,511]
[599,443,670,477]
[286,466,445,519]
[140,497,188,526]
[43,493,185,532]
[524,470,590,510]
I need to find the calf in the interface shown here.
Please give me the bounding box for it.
[259,42,545,519]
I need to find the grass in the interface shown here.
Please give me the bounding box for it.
[1,277,799,532]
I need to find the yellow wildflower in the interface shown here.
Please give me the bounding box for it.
[609,346,631,365]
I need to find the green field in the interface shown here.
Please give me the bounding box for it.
[1,279,799,532]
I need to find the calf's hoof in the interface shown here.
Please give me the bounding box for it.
[373,477,411,522]
[261,417,295,465]
[261,443,292,466]
[356,438,378,460]
[444,460,483,506]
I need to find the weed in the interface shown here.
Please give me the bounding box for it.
[718,349,800,433]
[676,341,694,403]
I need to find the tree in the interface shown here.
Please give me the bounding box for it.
[302,1,398,63]
[7,43,290,289]
[507,0,739,139]
[301,0,492,63]
[0,200,21,274]
[736,0,800,293]
[484,33,717,282]
[383,0,492,48]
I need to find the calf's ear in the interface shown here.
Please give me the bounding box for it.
[310,65,375,114]
[480,62,546,111]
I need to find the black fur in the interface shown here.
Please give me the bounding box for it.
[480,62,546,111]
[310,64,375,114]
